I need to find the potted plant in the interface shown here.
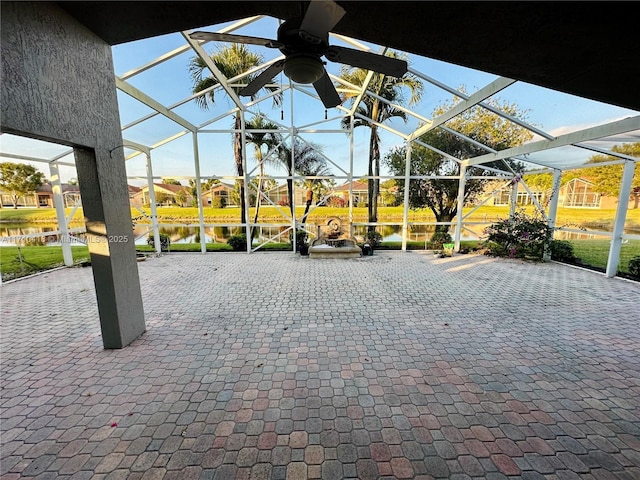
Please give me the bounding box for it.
[362,230,382,255]
[147,232,171,252]
[296,229,309,256]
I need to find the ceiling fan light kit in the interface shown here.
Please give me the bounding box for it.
[284,55,325,84]
[189,0,408,108]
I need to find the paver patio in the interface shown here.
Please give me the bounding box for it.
[1,251,639,479]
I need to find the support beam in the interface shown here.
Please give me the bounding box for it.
[182,31,245,110]
[401,141,412,252]
[49,161,73,266]
[510,176,519,217]
[192,132,207,253]
[348,116,355,232]
[408,77,516,141]
[120,16,265,80]
[1,2,145,349]
[454,165,467,252]
[241,114,251,252]
[123,140,161,255]
[544,169,562,261]
[606,160,635,277]
[463,116,640,167]
[144,153,161,255]
[75,147,146,349]
[115,77,196,132]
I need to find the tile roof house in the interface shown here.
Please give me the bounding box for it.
[129,183,192,207]
[332,180,395,207]
[0,183,81,208]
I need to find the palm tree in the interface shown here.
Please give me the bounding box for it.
[272,138,329,219]
[245,113,282,238]
[189,43,282,225]
[339,53,423,231]
[299,161,333,225]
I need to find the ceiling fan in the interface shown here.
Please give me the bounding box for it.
[189,0,408,108]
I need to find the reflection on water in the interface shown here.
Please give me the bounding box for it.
[554,230,610,240]
[0,223,484,246]
[0,224,86,246]
[4,222,632,247]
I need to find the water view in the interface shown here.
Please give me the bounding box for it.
[0,221,621,247]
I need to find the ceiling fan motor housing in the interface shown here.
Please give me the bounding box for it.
[277,17,328,58]
[277,17,329,84]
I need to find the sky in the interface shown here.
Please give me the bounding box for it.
[1,14,638,185]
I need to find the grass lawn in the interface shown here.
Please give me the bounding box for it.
[568,239,640,274]
[2,205,640,229]
[0,243,295,280]
[0,246,91,280]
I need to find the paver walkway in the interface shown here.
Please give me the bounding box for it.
[1,251,639,479]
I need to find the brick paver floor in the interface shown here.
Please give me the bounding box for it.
[1,251,639,479]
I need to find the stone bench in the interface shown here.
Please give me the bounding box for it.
[308,239,362,258]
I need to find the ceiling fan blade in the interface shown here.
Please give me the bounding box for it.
[239,60,285,97]
[313,70,342,108]
[325,46,408,78]
[299,0,346,43]
[189,31,282,48]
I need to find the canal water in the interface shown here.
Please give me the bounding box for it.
[1,221,623,247]
[0,223,458,246]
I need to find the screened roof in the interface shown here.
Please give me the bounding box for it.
[1,11,639,180]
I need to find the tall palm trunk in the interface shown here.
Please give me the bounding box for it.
[287,176,294,218]
[372,127,380,227]
[251,154,264,240]
[302,188,313,224]
[367,100,381,232]
[233,114,246,225]
[367,124,381,231]
[286,146,294,218]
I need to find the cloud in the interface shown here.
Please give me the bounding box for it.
[547,115,637,138]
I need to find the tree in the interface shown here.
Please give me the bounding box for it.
[174,189,188,207]
[574,142,640,208]
[385,95,533,240]
[272,138,329,219]
[189,178,219,203]
[298,160,333,224]
[189,43,282,225]
[245,113,282,237]
[0,162,45,209]
[154,191,170,206]
[340,53,423,231]
[161,177,182,185]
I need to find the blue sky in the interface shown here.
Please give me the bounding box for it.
[1,15,637,184]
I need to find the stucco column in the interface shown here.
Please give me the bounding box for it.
[1,2,146,349]
[75,147,146,348]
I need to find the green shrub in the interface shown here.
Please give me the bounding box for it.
[550,239,576,262]
[227,233,247,251]
[629,256,640,279]
[482,210,552,260]
[211,197,226,208]
[364,230,382,247]
[147,233,170,251]
[430,231,452,249]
